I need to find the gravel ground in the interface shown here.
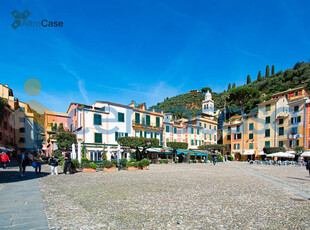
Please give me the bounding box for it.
[39,162,310,230]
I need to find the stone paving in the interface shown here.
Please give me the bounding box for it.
[0,166,49,230]
[39,162,310,229]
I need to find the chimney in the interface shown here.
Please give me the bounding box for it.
[5,84,8,87]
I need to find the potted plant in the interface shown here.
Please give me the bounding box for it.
[126,162,138,171]
[163,159,169,164]
[71,159,80,173]
[102,160,116,172]
[120,158,128,169]
[82,162,98,173]
[139,158,150,170]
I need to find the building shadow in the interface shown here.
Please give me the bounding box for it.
[0,167,50,184]
[287,176,310,182]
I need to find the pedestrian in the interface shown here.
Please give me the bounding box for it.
[49,154,59,175]
[63,152,73,174]
[34,153,42,175]
[1,150,10,169]
[213,156,217,166]
[306,159,310,177]
[17,151,29,177]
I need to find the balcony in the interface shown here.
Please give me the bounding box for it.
[132,120,163,130]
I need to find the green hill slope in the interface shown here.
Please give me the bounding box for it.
[155,61,310,116]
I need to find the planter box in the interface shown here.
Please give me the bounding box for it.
[127,167,138,171]
[82,168,96,173]
[140,166,147,170]
[104,167,116,172]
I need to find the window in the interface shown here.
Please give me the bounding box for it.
[265,141,270,147]
[209,125,211,129]
[279,119,283,125]
[166,125,170,133]
[95,133,102,143]
[249,143,254,149]
[174,127,177,134]
[279,127,284,135]
[19,137,26,143]
[156,117,160,127]
[4,122,7,130]
[146,115,150,126]
[295,91,298,96]
[290,140,299,147]
[265,116,270,124]
[291,127,298,135]
[135,113,140,124]
[294,105,299,112]
[151,132,153,138]
[195,140,198,145]
[214,135,216,141]
[291,116,301,124]
[191,139,194,145]
[209,134,212,140]
[204,124,206,128]
[214,126,216,130]
[236,126,240,132]
[234,133,242,139]
[227,135,231,141]
[118,112,125,122]
[279,141,283,147]
[199,122,202,127]
[266,104,271,111]
[191,128,194,134]
[94,114,102,125]
[19,127,25,133]
[265,129,270,137]
[234,144,240,149]
[249,133,253,140]
[140,131,143,137]
[197,129,200,135]
[249,123,254,130]
[0,132,2,140]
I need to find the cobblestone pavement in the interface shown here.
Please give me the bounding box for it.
[39,162,310,229]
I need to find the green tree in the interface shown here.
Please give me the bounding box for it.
[257,71,262,81]
[117,137,159,161]
[247,75,251,84]
[228,83,231,91]
[232,83,236,89]
[0,98,9,124]
[227,87,260,114]
[57,123,65,131]
[201,87,212,93]
[265,65,270,78]
[167,142,188,162]
[55,132,77,151]
[271,65,275,75]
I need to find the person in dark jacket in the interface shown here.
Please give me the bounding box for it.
[17,152,29,177]
[63,152,73,174]
[307,159,310,177]
[49,155,59,175]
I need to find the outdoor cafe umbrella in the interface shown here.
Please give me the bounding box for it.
[267,152,295,158]
[258,151,266,156]
[301,151,310,157]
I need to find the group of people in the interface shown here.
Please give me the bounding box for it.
[0,149,74,177]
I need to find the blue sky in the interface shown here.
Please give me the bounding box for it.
[0,0,309,113]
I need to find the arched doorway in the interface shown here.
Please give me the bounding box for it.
[235,153,241,161]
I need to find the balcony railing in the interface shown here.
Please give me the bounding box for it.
[132,120,162,129]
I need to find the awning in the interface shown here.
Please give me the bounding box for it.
[243,150,255,155]
[285,150,296,155]
[301,151,310,157]
[177,149,209,156]
[258,151,266,156]
[267,152,295,158]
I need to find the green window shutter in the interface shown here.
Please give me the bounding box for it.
[95,133,102,143]
[166,125,170,132]
[214,135,216,141]
[197,129,200,135]
[209,134,211,140]
[214,126,216,130]
[155,133,157,139]
[174,128,177,134]
[265,141,270,147]
[191,128,194,134]
[191,139,194,145]
[125,133,128,137]
[156,117,160,127]
[204,124,206,128]
[135,113,140,124]
[115,132,119,141]
[160,134,163,142]
[209,125,211,129]
[144,131,147,138]
[118,113,125,122]
[140,131,142,137]
[94,114,102,125]
[151,132,153,138]
[249,143,253,149]
[146,115,150,126]
[204,134,206,139]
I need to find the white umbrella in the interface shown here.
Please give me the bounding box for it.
[243,150,255,155]
[301,151,310,157]
[268,152,295,158]
[71,143,76,159]
[107,146,111,161]
[77,142,82,163]
[285,150,296,155]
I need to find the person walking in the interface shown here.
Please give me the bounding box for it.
[306,159,310,177]
[1,151,10,169]
[49,154,59,175]
[63,152,73,174]
[34,153,42,175]
[17,151,29,177]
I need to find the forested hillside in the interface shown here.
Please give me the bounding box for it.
[155,61,310,117]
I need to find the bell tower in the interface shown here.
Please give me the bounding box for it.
[202,91,214,115]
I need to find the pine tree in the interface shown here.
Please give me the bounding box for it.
[265,65,270,78]
[257,71,262,81]
[271,65,275,75]
[228,83,231,91]
[232,83,236,89]
[247,75,251,84]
